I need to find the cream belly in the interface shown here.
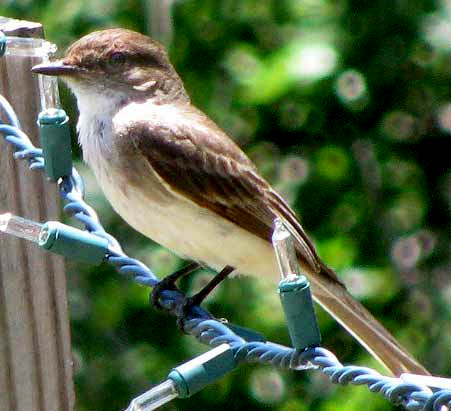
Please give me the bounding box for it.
[74,93,279,279]
[95,162,279,280]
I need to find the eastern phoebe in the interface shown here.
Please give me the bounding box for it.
[32,28,428,376]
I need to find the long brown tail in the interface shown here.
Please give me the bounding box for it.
[268,192,428,376]
[306,262,429,376]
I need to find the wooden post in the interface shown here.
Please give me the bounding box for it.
[147,0,174,46]
[0,18,74,411]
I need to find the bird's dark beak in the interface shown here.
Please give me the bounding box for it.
[32,60,81,76]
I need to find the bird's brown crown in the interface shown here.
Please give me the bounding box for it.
[64,28,170,72]
[58,28,187,102]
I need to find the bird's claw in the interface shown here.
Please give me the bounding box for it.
[150,262,200,310]
[150,263,235,332]
[150,277,179,310]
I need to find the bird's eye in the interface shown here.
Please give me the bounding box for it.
[108,52,126,68]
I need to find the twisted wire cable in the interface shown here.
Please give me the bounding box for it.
[186,319,450,411]
[0,93,449,411]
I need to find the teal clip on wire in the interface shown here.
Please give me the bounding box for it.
[272,218,321,350]
[0,31,6,57]
[38,109,73,181]
[126,343,235,411]
[0,213,108,264]
[39,221,108,264]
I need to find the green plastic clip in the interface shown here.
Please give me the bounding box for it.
[278,276,321,350]
[39,221,109,264]
[168,344,235,397]
[38,109,72,181]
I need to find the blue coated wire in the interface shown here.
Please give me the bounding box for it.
[0,91,450,411]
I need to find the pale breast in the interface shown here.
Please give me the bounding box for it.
[97,155,278,278]
[77,99,279,280]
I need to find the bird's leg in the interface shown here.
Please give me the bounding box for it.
[176,265,235,329]
[151,261,200,310]
[186,265,235,307]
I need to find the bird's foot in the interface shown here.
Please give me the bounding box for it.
[150,262,200,310]
[176,265,235,331]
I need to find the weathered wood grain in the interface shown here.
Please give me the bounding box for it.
[0,17,74,411]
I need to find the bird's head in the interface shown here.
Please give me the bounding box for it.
[32,28,188,105]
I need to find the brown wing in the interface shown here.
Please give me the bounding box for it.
[125,103,331,278]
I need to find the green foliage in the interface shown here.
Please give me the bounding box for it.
[1,0,450,410]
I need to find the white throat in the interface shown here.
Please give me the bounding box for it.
[65,80,126,165]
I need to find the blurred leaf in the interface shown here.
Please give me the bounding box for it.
[317,236,357,270]
[314,145,351,181]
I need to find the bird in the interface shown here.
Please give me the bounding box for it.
[32,28,428,376]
